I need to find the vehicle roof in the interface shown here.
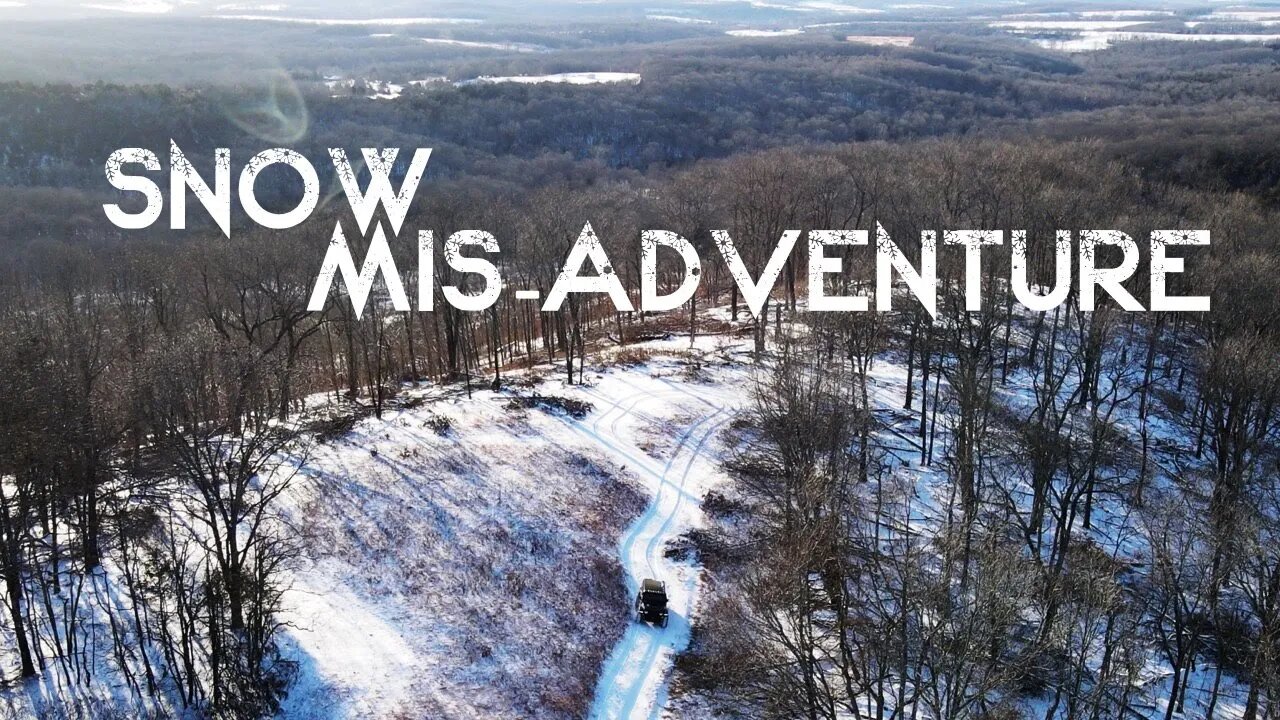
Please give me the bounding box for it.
[641,578,665,592]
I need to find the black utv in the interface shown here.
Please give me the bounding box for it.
[635,578,669,628]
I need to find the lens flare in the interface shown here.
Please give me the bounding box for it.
[221,67,308,145]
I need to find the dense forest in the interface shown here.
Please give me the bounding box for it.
[3,33,1280,191]
[0,24,1278,720]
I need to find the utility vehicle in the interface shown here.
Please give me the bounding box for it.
[635,578,669,628]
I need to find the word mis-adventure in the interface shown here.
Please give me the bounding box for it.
[103,144,1211,319]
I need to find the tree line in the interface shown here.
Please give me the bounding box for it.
[0,134,1275,717]
[673,142,1280,720]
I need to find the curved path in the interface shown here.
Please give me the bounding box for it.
[560,378,732,720]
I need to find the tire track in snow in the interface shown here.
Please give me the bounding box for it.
[484,374,732,718]
[613,413,731,720]
[568,379,732,720]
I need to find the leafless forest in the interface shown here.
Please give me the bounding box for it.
[0,7,1279,719]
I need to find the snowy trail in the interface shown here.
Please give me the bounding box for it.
[565,378,734,720]
[273,356,739,720]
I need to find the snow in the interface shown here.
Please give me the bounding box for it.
[794,1,883,12]
[82,0,173,12]
[1119,29,1280,41]
[665,300,1260,720]
[746,0,804,9]
[419,37,548,52]
[322,76,446,99]
[991,13,1280,51]
[258,336,757,719]
[278,564,423,718]
[846,34,914,46]
[0,1,27,7]
[1002,11,1073,18]
[214,2,285,10]
[1079,9,1175,17]
[211,15,482,25]
[700,0,883,12]
[576,375,741,720]
[1201,9,1280,21]
[646,14,714,24]
[1030,33,1118,51]
[1030,29,1280,51]
[725,28,803,36]
[0,300,1265,719]
[323,78,406,100]
[459,72,642,85]
[992,19,1154,30]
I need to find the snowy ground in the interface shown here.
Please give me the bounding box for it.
[0,306,1258,719]
[665,308,1255,720]
[991,7,1280,52]
[459,72,641,86]
[725,28,804,37]
[274,334,754,720]
[575,350,747,720]
[0,323,758,720]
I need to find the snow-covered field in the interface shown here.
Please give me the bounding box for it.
[0,300,1267,720]
[1031,29,1280,51]
[324,71,640,100]
[323,77,406,99]
[665,302,1263,720]
[211,15,482,25]
[646,14,714,24]
[459,72,641,86]
[726,28,803,37]
[1199,9,1280,22]
[575,351,746,720]
[262,331,761,720]
[83,0,173,12]
[0,323,756,719]
[991,19,1153,30]
[273,343,751,719]
[846,34,914,46]
[991,6,1280,52]
[1079,9,1174,18]
[419,37,549,53]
